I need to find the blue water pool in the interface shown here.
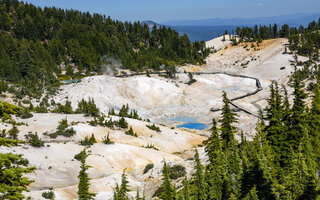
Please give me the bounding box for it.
[61,79,79,84]
[177,123,207,130]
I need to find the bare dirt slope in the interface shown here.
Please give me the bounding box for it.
[0,113,206,199]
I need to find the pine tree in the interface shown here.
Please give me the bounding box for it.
[282,86,291,127]
[289,70,307,151]
[0,138,35,199]
[192,148,207,200]
[283,146,309,199]
[265,82,288,167]
[308,81,320,170]
[204,118,225,200]
[160,161,175,200]
[242,186,259,200]
[204,118,220,164]
[77,149,95,200]
[220,91,238,148]
[114,172,130,200]
[182,176,190,200]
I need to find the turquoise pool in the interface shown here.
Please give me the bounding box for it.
[177,122,207,130]
[61,79,79,84]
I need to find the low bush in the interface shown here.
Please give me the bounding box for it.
[102,133,114,144]
[143,143,159,151]
[80,134,96,146]
[167,164,186,180]
[146,124,161,132]
[143,163,154,174]
[25,132,44,147]
[48,119,76,138]
[117,117,128,129]
[125,127,137,137]
[42,191,55,199]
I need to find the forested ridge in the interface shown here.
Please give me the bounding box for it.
[0,0,208,96]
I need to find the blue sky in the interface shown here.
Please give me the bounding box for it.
[24,0,320,22]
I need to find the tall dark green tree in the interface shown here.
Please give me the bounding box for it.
[288,70,307,151]
[77,148,95,200]
[182,176,190,200]
[204,118,226,200]
[113,172,130,200]
[160,161,176,200]
[192,148,207,200]
[265,82,288,167]
[308,81,320,170]
[0,137,35,200]
[220,91,237,148]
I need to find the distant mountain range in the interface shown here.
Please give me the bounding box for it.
[141,21,235,42]
[141,20,160,28]
[162,13,320,27]
[142,13,320,42]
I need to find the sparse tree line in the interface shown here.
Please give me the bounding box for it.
[225,18,320,48]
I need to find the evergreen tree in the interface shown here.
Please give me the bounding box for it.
[204,118,226,200]
[282,86,291,127]
[0,138,35,200]
[113,172,130,200]
[265,82,288,167]
[219,92,242,198]
[220,91,237,148]
[242,186,259,200]
[308,81,320,170]
[182,176,190,200]
[192,148,207,200]
[289,70,307,151]
[160,161,176,200]
[77,149,95,200]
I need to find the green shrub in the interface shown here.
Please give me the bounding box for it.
[143,143,159,151]
[102,133,114,144]
[17,107,33,119]
[125,127,137,137]
[48,119,76,138]
[187,72,197,85]
[74,150,86,161]
[88,117,98,126]
[34,105,48,113]
[108,108,116,116]
[167,164,186,180]
[146,124,161,132]
[0,100,22,121]
[117,117,128,129]
[105,118,114,128]
[0,80,8,93]
[53,100,73,114]
[25,132,44,147]
[8,125,19,140]
[42,191,55,199]
[143,163,154,174]
[80,134,96,146]
[76,98,100,117]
